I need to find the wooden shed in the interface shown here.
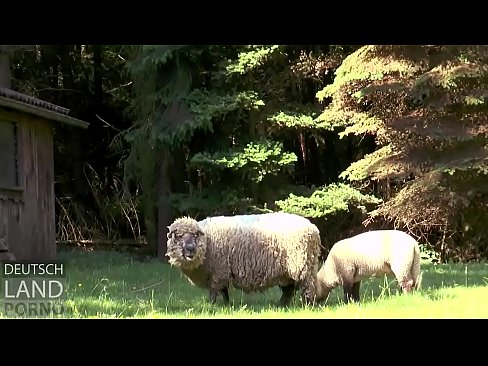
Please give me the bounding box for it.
[0,87,89,260]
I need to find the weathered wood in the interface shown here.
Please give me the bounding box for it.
[0,121,18,188]
[0,95,89,129]
[0,109,56,260]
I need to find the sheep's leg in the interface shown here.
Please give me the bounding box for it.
[351,281,361,302]
[208,280,230,305]
[208,289,218,304]
[221,287,230,305]
[279,284,296,307]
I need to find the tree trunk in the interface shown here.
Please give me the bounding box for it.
[157,154,172,261]
[144,208,157,257]
[93,45,103,106]
[298,130,307,181]
[170,147,187,194]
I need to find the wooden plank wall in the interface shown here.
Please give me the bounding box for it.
[0,109,55,260]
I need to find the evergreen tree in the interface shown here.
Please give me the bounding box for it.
[316,45,488,261]
[125,45,372,257]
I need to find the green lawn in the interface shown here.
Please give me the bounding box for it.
[1,249,487,318]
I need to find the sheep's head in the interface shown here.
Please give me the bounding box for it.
[166,217,207,270]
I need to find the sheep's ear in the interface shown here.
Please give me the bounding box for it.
[167,228,176,239]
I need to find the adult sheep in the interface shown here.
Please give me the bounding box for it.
[315,229,421,305]
[165,212,321,306]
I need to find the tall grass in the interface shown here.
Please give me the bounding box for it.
[56,163,142,242]
[1,249,487,318]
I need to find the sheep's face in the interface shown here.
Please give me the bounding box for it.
[166,217,207,270]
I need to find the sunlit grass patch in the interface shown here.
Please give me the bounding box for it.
[1,249,487,318]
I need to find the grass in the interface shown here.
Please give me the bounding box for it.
[1,249,487,318]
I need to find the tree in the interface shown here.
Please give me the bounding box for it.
[171,45,300,217]
[165,45,375,256]
[10,45,135,243]
[124,45,208,258]
[0,46,34,88]
[316,45,488,261]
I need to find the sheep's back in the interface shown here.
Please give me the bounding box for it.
[199,213,320,291]
[198,212,313,236]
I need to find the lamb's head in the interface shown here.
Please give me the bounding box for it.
[315,265,332,303]
[166,217,207,270]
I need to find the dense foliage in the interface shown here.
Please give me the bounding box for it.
[7,44,488,262]
[10,45,136,242]
[122,45,379,256]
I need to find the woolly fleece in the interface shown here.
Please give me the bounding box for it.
[166,212,321,305]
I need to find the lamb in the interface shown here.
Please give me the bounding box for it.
[315,229,421,305]
[165,212,322,306]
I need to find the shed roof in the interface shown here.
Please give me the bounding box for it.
[0,87,89,129]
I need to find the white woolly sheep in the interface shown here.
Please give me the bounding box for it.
[315,229,421,304]
[165,212,322,306]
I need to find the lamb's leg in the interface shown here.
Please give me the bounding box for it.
[342,267,357,304]
[279,284,296,307]
[351,281,361,302]
[343,281,355,304]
